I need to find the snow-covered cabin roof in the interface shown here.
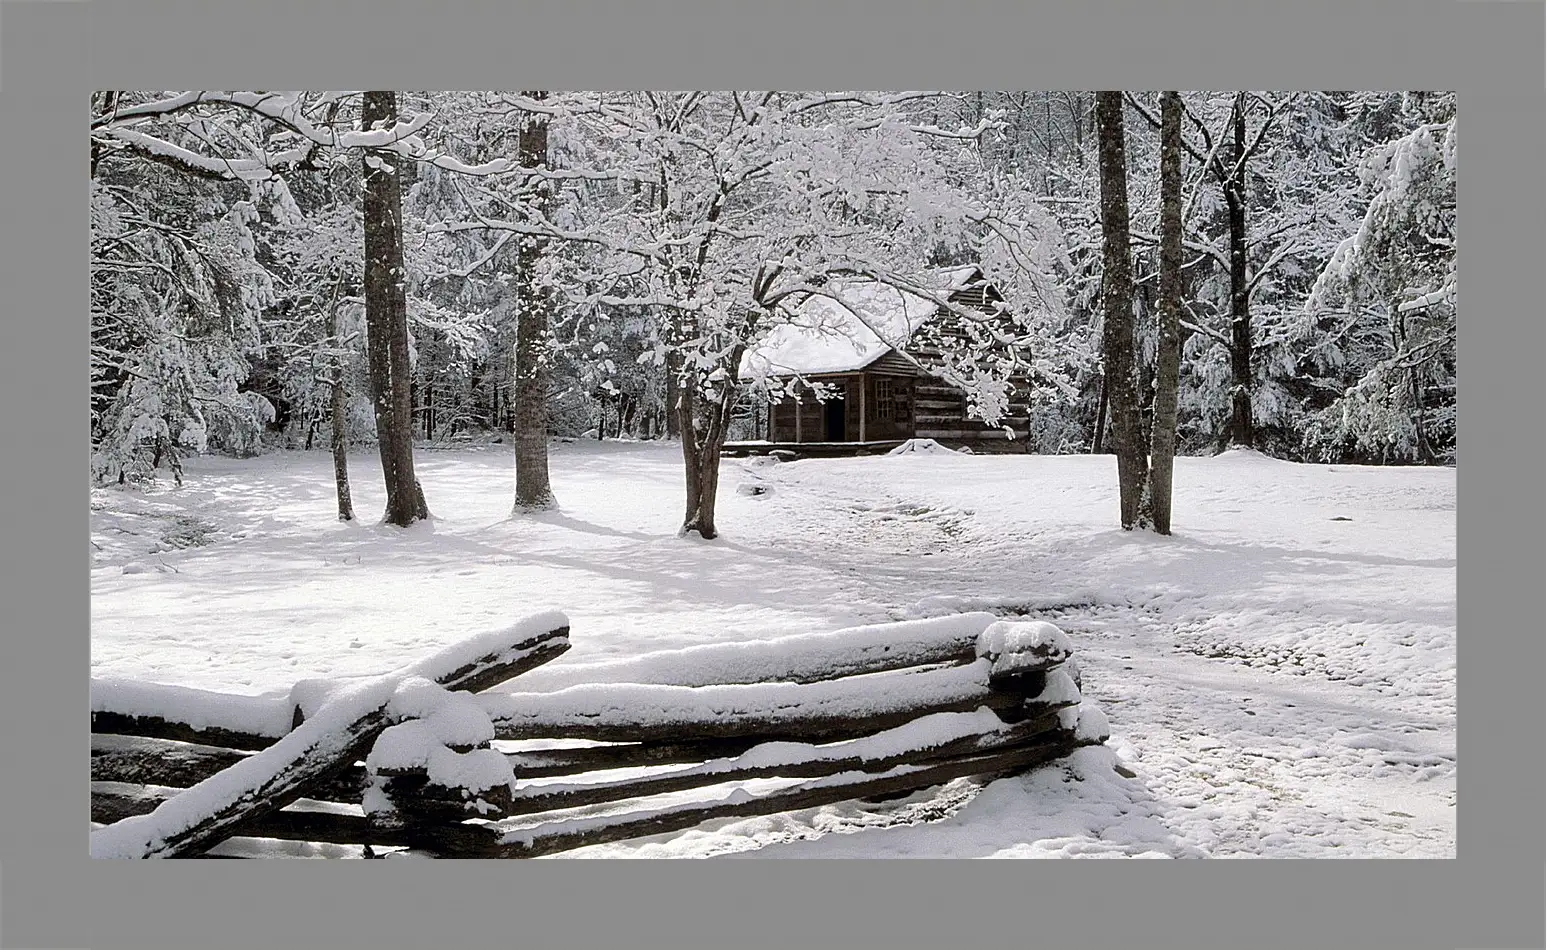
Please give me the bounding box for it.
[738,265,983,379]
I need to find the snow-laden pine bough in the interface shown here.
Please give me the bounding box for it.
[90,612,1110,858]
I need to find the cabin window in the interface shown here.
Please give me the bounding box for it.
[875,378,895,421]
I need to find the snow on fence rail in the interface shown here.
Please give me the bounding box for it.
[90,612,1109,858]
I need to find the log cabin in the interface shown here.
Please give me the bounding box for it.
[735,265,1033,455]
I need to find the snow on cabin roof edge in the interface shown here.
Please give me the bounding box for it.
[940,264,982,293]
[739,265,985,380]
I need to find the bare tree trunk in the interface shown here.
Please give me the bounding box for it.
[675,333,703,527]
[512,90,558,513]
[1072,92,1087,170]
[1095,92,1149,531]
[1135,293,1156,452]
[363,90,429,527]
[617,392,635,439]
[1091,373,1109,454]
[325,284,355,522]
[423,378,435,443]
[1147,90,1184,535]
[678,396,703,530]
[330,380,354,522]
[1224,92,1254,450]
[678,352,743,540]
[1390,299,1430,463]
[1043,93,1054,196]
[1409,365,1429,462]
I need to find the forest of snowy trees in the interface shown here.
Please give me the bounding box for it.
[89,90,1457,533]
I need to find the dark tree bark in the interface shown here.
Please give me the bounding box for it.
[1146,90,1184,535]
[677,348,743,540]
[618,392,637,439]
[362,91,429,527]
[422,378,435,443]
[511,91,558,512]
[1091,373,1109,454]
[677,368,705,532]
[1094,92,1149,530]
[325,279,355,522]
[1224,92,1254,450]
[1135,293,1156,452]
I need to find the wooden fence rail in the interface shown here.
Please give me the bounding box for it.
[90,611,1109,859]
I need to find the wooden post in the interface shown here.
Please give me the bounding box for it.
[859,374,868,443]
[794,393,803,443]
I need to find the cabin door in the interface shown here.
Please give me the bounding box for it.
[823,396,847,441]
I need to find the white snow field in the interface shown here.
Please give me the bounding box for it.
[90,440,1456,858]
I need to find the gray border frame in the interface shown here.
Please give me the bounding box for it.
[2,1,1540,948]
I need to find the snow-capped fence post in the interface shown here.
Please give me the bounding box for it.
[89,612,569,859]
[356,678,520,853]
[977,618,1085,726]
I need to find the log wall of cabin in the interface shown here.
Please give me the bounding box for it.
[909,373,1033,451]
[897,283,1032,452]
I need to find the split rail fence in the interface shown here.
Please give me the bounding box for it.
[90,610,1108,858]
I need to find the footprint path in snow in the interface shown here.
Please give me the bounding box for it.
[1033,604,1454,856]
[90,491,223,570]
[740,465,1454,857]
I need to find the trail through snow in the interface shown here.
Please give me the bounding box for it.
[90,440,1455,858]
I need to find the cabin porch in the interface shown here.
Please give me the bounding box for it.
[763,371,917,445]
[720,439,908,459]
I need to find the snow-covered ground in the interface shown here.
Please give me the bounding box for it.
[90,439,1456,858]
